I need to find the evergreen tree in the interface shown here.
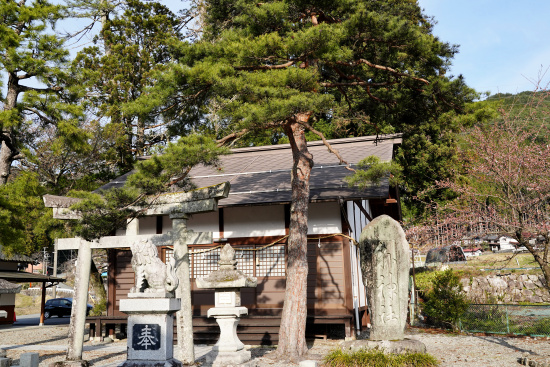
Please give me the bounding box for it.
[0,0,75,185]
[0,172,65,255]
[133,0,480,359]
[71,0,184,171]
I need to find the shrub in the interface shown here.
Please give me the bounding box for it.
[90,296,107,316]
[323,348,439,367]
[422,268,469,331]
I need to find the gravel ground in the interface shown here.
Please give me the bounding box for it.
[2,324,550,366]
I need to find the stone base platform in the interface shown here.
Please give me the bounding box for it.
[205,349,251,367]
[339,338,427,355]
[118,358,182,367]
[518,354,550,367]
[50,361,90,367]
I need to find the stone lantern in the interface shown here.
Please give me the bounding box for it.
[196,244,257,366]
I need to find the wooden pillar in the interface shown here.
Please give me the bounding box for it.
[39,282,46,326]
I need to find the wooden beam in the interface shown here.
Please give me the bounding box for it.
[353,200,373,222]
[39,283,46,326]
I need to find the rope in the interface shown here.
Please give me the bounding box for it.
[185,233,358,255]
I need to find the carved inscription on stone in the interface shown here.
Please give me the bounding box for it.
[133,324,161,350]
[376,252,400,326]
[359,215,409,341]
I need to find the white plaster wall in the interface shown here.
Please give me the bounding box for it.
[187,211,219,238]
[138,216,157,235]
[307,202,342,234]
[347,199,372,240]
[346,200,371,308]
[224,205,285,238]
[162,215,172,233]
[0,293,15,306]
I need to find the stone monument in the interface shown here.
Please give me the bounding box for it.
[196,244,257,367]
[358,215,409,341]
[118,238,182,367]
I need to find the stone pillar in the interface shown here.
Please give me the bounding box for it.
[359,215,409,341]
[126,218,139,236]
[170,212,194,365]
[205,307,251,367]
[66,239,92,363]
[196,244,258,367]
[20,353,39,367]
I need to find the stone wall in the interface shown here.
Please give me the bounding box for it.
[460,274,550,304]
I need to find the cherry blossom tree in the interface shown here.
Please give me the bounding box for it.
[417,88,550,287]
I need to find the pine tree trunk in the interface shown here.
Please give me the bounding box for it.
[0,140,14,185]
[0,73,20,185]
[276,116,313,360]
[90,253,107,315]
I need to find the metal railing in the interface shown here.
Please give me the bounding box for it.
[459,304,550,337]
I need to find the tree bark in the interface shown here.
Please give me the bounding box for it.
[0,73,21,185]
[90,252,107,315]
[0,140,15,185]
[276,115,313,360]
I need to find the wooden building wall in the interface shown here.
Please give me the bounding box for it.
[106,235,352,318]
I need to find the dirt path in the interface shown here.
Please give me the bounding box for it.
[1,325,549,366]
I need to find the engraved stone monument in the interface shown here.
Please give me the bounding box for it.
[118,239,182,367]
[359,215,409,341]
[196,244,257,367]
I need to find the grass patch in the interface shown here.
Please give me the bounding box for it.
[323,348,439,367]
[15,293,35,308]
[15,293,53,315]
[466,252,538,269]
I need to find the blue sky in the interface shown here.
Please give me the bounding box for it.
[418,0,550,96]
[12,0,550,98]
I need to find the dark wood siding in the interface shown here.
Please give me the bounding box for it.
[0,305,15,325]
[107,234,353,341]
[109,235,350,316]
[107,250,133,316]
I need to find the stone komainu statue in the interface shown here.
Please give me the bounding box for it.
[130,239,179,294]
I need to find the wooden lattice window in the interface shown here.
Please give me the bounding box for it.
[235,247,254,277]
[191,248,220,278]
[189,244,286,278]
[256,245,285,277]
[164,248,174,263]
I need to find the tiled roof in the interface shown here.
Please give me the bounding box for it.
[0,246,33,263]
[0,278,21,294]
[71,135,400,207]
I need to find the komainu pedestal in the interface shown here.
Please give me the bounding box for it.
[119,238,182,367]
[119,297,181,367]
[359,215,409,341]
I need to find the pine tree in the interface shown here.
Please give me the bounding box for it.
[0,0,73,185]
[71,0,184,171]
[134,0,478,358]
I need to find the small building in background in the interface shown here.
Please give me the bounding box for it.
[0,247,32,325]
[463,247,483,257]
[0,279,21,324]
[486,236,519,252]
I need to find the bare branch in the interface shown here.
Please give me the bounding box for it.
[216,129,249,147]
[295,119,355,172]
[234,60,295,71]
[358,59,429,84]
